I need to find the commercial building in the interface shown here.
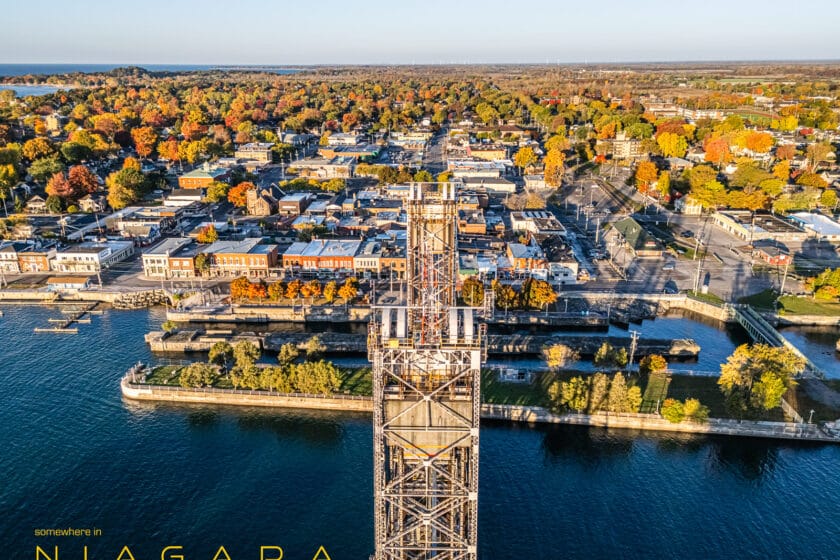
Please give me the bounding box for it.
[52,241,135,273]
[177,164,230,189]
[606,217,665,258]
[203,239,279,278]
[278,193,314,216]
[282,239,362,272]
[713,211,807,243]
[142,237,196,279]
[788,212,840,242]
[510,211,567,237]
[234,142,274,163]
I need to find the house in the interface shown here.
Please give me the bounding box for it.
[177,164,230,189]
[53,241,135,273]
[607,217,665,258]
[246,186,281,217]
[524,175,547,190]
[506,240,548,272]
[0,241,26,273]
[46,276,92,292]
[142,237,196,279]
[674,195,703,216]
[752,241,792,266]
[203,238,278,277]
[78,194,107,213]
[278,193,313,216]
[234,142,274,163]
[26,195,48,214]
[165,188,205,207]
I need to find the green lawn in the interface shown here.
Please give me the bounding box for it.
[778,296,840,316]
[340,367,373,396]
[687,290,725,305]
[666,375,785,421]
[480,370,562,407]
[738,289,778,311]
[640,371,670,413]
[144,365,183,386]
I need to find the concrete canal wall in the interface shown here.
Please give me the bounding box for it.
[121,378,840,443]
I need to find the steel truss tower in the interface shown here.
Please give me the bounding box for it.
[370,183,486,560]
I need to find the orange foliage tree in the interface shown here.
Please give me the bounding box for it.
[227,182,255,207]
[130,126,158,158]
[634,161,658,193]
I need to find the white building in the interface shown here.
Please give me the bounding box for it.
[789,212,840,242]
[52,241,135,273]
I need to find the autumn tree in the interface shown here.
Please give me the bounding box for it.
[634,161,658,192]
[106,168,146,210]
[301,279,322,302]
[277,343,300,366]
[46,172,73,200]
[205,181,230,203]
[704,137,731,166]
[285,279,302,299]
[130,126,158,159]
[718,343,805,416]
[323,280,338,304]
[544,148,565,187]
[772,160,791,182]
[227,181,255,207]
[542,343,579,371]
[460,277,484,307]
[67,165,99,197]
[233,340,261,369]
[29,157,65,183]
[230,276,252,299]
[338,277,359,305]
[122,156,141,172]
[208,341,234,371]
[520,278,556,310]
[513,146,537,173]
[656,132,687,158]
[196,224,219,244]
[179,362,217,388]
[656,171,670,200]
[639,354,667,375]
[22,137,55,160]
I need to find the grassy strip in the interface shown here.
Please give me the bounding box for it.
[686,290,725,305]
[738,289,778,311]
[778,296,840,317]
[640,371,670,413]
[145,365,182,386]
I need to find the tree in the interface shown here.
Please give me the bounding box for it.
[796,172,828,189]
[607,372,629,412]
[67,165,99,197]
[46,172,73,200]
[130,126,158,158]
[656,132,688,158]
[775,144,796,161]
[161,320,178,333]
[230,362,261,390]
[22,137,55,160]
[29,157,65,183]
[304,335,326,360]
[683,398,709,423]
[690,179,726,209]
[542,343,579,371]
[45,195,63,214]
[626,386,643,413]
[461,277,484,307]
[492,280,518,311]
[230,276,252,299]
[718,343,805,414]
[208,341,234,371]
[227,181,255,207]
[267,281,285,301]
[106,168,146,210]
[205,181,230,203]
[323,280,338,304]
[639,354,667,375]
[806,142,833,172]
[179,362,218,388]
[820,189,838,210]
[60,142,93,163]
[554,376,589,413]
[634,161,658,192]
[704,137,731,166]
[544,148,565,187]
[521,278,556,310]
[772,160,790,182]
[513,146,537,172]
[0,164,17,216]
[301,279,322,302]
[588,372,609,413]
[233,340,261,369]
[413,170,433,182]
[593,342,628,368]
[277,343,300,365]
[338,277,359,305]
[289,360,342,395]
[285,279,302,299]
[656,171,670,200]
[661,399,685,423]
[196,224,218,244]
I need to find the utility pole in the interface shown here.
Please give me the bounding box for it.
[628,330,639,371]
[780,258,791,295]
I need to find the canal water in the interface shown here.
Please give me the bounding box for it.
[1,305,840,558]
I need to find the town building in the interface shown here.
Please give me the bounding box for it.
[713,211,807,243]
[506,240,548,272]
[788,212,840,242]
[293,156,354,179]
[466,144,508,161]
[177,164,230,189]
[752,241,792,266]
[142,237,196,279]
[52,241,135,273]
[611,132,643,161]
[17,245,56,272]
[46,276,91,292]
[510,211,567,237]
[234,142,274,163]
[164,188,205,207]
[78,194,107,213]
[203,238,279,277]
[0,241,26,273]
[278,193,313,216]
[282,239,362,273]
[459,176,516,194]
[246,186,281,217]
[606,217,665,258]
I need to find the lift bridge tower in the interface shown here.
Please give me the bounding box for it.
[369,182,489,559]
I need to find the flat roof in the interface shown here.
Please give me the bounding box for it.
[144,237,194,256]
[790,212,840,236]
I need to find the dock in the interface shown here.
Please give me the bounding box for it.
[33,303,99,334]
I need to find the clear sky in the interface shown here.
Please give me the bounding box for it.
[3,0,839,65]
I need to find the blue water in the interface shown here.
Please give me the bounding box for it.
[0,64,300,77]
[1,305,840,558]
[0,85,66,97]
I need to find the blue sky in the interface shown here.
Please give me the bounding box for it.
[3,0,839,64]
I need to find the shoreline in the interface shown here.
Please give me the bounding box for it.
[121,375,840,444]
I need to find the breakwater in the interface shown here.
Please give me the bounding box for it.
[0,288,171,308]
[144,329,700,358]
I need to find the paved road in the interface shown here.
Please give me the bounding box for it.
[421,126,448,175]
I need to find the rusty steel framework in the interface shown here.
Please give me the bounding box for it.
[369,183,487,560]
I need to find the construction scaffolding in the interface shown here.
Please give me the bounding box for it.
[370,183,487,559]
